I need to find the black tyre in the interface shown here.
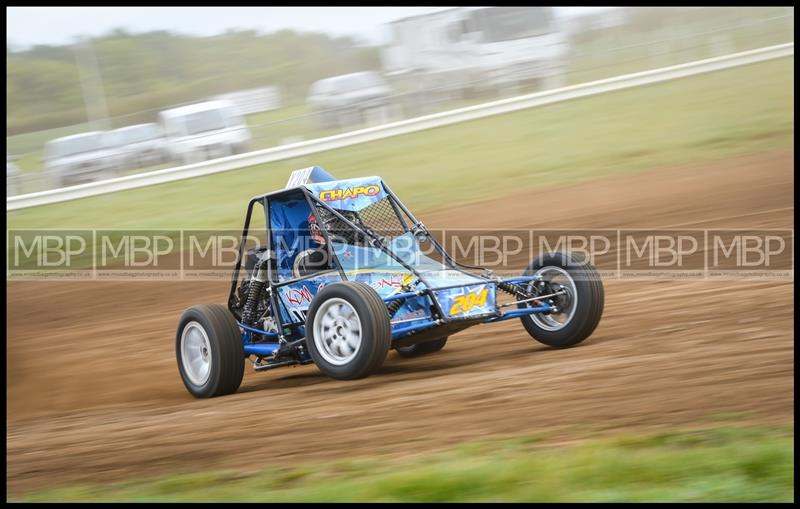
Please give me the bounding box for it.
[519,252,604,348]
[176,304,245,398]
[306,281,391,380]
[396,337,448,358]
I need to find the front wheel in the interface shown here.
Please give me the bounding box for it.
[519,252,604,348]
[176,304,245,398]
[306,282,391,380]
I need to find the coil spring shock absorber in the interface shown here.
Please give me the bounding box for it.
[385,285,414,318]
[497,280,545,307]
[497,281,523,297]
[242,262,268,325]
[386,298,405,318]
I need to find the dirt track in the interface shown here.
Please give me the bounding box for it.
[6,150,794,494]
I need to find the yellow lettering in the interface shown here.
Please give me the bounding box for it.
[320,185,381,202]
[449,288,488,315]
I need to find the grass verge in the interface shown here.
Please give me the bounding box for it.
[14,425,794,502]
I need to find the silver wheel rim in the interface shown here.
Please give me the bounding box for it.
[181,321,212,386]
[313,298,362,366]
[528,266,578,332]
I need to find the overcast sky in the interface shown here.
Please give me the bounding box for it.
[7,6,604,48]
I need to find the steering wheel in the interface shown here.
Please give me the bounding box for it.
[292,248,329,278]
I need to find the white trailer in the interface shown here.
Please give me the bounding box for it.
[383,6,569,100]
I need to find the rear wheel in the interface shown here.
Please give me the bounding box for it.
[519,252,604,348]
[396,337,448,358]
[306,282,391,380]
[176,304,245,398]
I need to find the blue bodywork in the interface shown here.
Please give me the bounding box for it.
[233,168,553,359]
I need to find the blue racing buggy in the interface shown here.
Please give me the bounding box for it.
[176,167,604,397]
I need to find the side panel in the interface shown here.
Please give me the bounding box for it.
[276,273,342,325]
[434,283,496,319]
[346,270,432,323]
[274,269,434,325]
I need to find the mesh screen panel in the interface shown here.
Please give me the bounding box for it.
[317,197,406,245]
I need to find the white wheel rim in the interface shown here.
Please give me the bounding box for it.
[528,266,578,332]
[313,298,362,366]
[181,321,212,386]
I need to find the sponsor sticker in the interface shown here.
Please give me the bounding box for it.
[319,185,381,202]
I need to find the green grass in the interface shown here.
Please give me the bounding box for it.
[7,57,793,232]
[13,426,794,502]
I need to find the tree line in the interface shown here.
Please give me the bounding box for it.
[7,28,381,135]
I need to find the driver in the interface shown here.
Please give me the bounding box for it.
[294,210,374,278]
[293,213,331,278]
[320,209,366,246]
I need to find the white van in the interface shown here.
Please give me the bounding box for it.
[110,123,169,170]
[159,100,252,165]
[307,71,393,129]
[43,131,123,188]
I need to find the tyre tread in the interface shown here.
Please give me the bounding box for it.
[176,303,244,398]
[519,252,604,348]
[306,281,391,380]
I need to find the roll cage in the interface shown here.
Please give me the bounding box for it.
[227,178,554,360]
[229,181,488,306]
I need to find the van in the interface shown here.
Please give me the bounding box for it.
[43,131,123,188]
[159,100,252,165]
[307,71,392,129]
[109,123,170,170]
